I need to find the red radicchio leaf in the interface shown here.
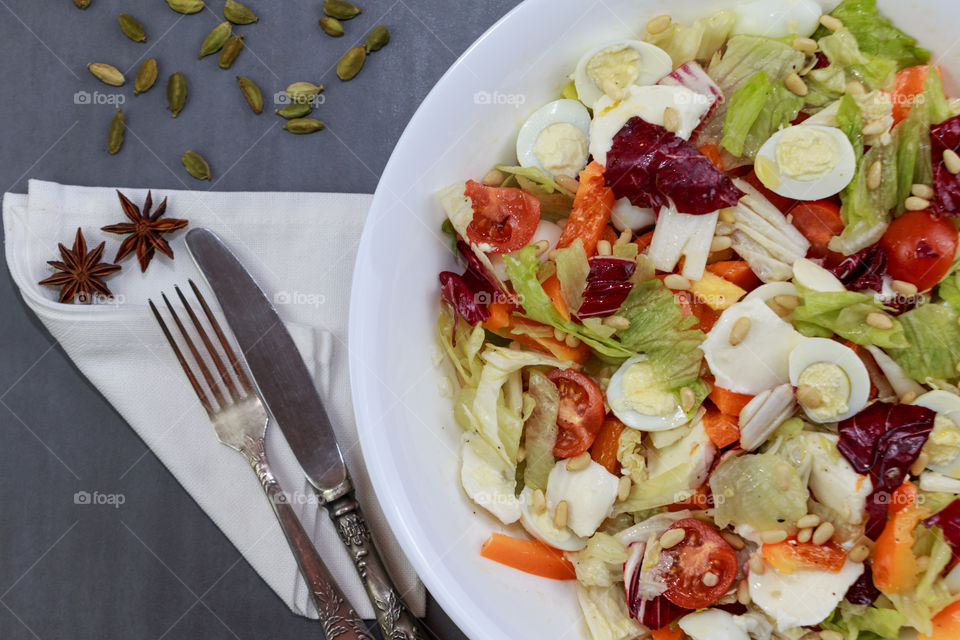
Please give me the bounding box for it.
[930,114,960,217]
[630,593,686,630]
[827,244,887,293]
[837,402,936,538]
[578,256,635,318]
[604,117,744,215]
[812,51,830,69]
[438,240,508,333]
[845,563,880,605]
[924,498,960,551]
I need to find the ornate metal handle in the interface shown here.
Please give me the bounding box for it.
[323,485,440,640]
[243,439,374,640]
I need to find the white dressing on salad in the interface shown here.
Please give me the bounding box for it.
[515,99,592,178]
[573,40,672,107]
[789,338,870,423]
[749,559,864,631]
[731,0,822,39]
[607,355,687,431]
[545,459,619,538]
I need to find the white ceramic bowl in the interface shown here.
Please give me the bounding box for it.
[349,2,959,638]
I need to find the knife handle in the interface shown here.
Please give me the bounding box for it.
[245,441,374,640]
[324,488,441,640]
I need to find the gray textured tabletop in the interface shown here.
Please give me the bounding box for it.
[0,1,519,637]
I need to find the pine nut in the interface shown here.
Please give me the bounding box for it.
[719,209,736,223]
[845,80,866,96]
[554,327,566,341]
[867,160,883,190]
[917,555,931,571]
[482,168,505,187]
[702,571,719,587]
[663,106,681,133]
[905,196,931,211]
[710,235,733,252]
[554,500,569,529]
[547,249,560,261]
[646,14,672,34]
[797,514,822,529]
[911,452,929,476]
[848,544,870,562]
[603,315,631,330]
[760,529,788,544]
[819,14,843,31]
[596,239,612,256]
[797,527,813,543]
[749,553,766,574]
[680,386,696,412]
[533,239,551,256]
[796,384,823,409]
[508,340,523,350]
[617,475,632,502]
[663,274,691,290]
[866,312,893,330]
[901,390,918,404]
[773,294,801,311]
[944,148,960,175]
[891,279,918,296]
[770,301,790,318]
[555,174,579,193]
[793,37,818,53]
[812,521,835,545]
[775,463,794,492]
[566,452,592,472]
[820,631,844,640]
[516,445,527,463]
[722,532,745,550]
[785,72,808,97]
[737,579,751,605]
[531,489,546,514]
[729,316,751,346]
[862,120,887,136]
[564,333,580,348]
[912,183,936,200]
[660,528,686,549]
[615,228,633,246]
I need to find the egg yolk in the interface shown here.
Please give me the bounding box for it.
[798,362,850,421]
[534,123,588,178]
[924,414,960,476]
[616,361,678,417]
[775,127,840,182]
[586,45,643,100]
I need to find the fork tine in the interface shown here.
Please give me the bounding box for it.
[149,299,215,415]
[161,292,228,410]
[174,285,243,403]
[188,279,254,395]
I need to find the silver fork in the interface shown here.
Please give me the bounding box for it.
[150,282,374,640]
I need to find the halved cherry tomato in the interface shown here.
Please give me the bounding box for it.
[762,539,847,574]
[788,200,845,259]
[464,180,540,253]
[546,368,605,458]
[881,210,959,292]
[655,518,738,609]
[921,599,960,640]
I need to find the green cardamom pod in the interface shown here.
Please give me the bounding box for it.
[283,118,325,134]
[323,0,361,20]
[107,109,125,155]
[166,72,187,118]
[118,14,147,43]
[166,0,204,14]
[365,25,389,53]
[275,103,313,119]
[285,81,323,104]
[218,35,244,69]
[336,46,366,81]
[87,63,125,87]
[319,17,344,37]
[74,0,90,9]
[224,0,258,25]
[237,76,263,114]
[134,58,158,95]
[199,21,232,58]
[182,150,211,180]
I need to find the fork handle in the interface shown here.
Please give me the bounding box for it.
[245,441,374,640]
[324,487,440,640]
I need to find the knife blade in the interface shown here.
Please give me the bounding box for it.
[185,228,349,498]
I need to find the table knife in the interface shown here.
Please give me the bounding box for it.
[186,228,437,640]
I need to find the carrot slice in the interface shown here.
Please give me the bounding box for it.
[541,275,571,321]
[508,318,591,364]
[666,486,710,511]
[698,144,724,171]
[705,261,762,292]
[892,65,940,125]
[788,200,844,259]
[702,407,740,448]
[482,301,513,332]
[556,161,615,256]
[590,417,626,475]
[921,600,960,640]
[634,230,655,253]
[651,624,685,640]
[874,481,929,594]
[708,386,754,418]
[762,539,847,574]
[480,533,577,580]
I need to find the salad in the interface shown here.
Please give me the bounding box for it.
[435,1,960,638]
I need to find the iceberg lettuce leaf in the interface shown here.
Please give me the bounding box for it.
[888,302,960,382]
[791,286,907,348]
[817,0,930,70]
[523,370,559,491]
[721,71,803,159]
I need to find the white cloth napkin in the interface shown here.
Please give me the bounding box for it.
[2,179,425,620]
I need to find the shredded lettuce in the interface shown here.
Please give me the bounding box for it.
[523,370,559,491]
[554,239,590,313]
[805,27,897,108]
[833,136,899,255]
[791,286,907,349]
[815,0,930,70]
[571,533,629,588]
[496,164,574,219]
[926,67,953,126]
[721,71,803,159]
[709,35,806,96]
[710,453,808,530]
[438,304,486,387]
[614,461,695,514]
[836,93,865,162]
[576,583,643,640]
[820,602,906,640]
[642,10,735,68]
[888,302,960,382]
[896,86,934,213]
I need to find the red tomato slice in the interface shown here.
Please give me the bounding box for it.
[546,368,605,458]
[464,180,540,253]
[880,210,959,291]
[656,518,738,609]
[788,200,845,259]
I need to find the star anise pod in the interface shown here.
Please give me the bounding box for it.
[102,190,188,272]
[39,228,122,304]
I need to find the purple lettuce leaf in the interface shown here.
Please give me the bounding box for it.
[924,498,960,551]
[827,244,887,293]
[931,114,960,216]
[578,256,635,318]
